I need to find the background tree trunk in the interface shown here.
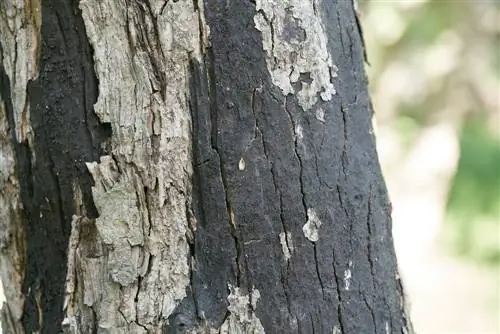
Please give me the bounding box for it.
[0,0,413,333]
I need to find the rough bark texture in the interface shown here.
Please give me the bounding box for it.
[0,0,413,333]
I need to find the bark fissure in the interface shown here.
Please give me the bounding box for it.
[251,88,291,263]
[366,184,398,333]
[366,187,375,277]
[336,10,347,58]
[250,86,294,322]
[313,244,325,299]
[284,98,308,219]
[336,185,355,259]
[332,249,347,334]
[339,103,349,178]
[143,186,153,237]
[218,148,243,287]
[362,292,377,332]
[310,313,317,334]
[205,42,242,288]
[335,4,357,70]
[364,184,380,332]
[351,0,368,64]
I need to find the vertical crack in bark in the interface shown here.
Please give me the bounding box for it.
[204,48,242,287]
[364,184,378,331]
[206,47,218,151]
[339,103,349,178]
[336,186,350,222]
[269,15,275,62]
[256,9,275,65]
[366,184,377,283]
[185,187,200,324]
[310,313,317,334]
[283,97,308,217]
[123,1,135,56]
[362,291,376,331]
[46,152,68,233]
[251,89,291,261]
[251,88,294,320]
[336,185,354,258]
[366,184,395,333]
[332,249,346,334]
[336,99,355,261]
[313,244,325,299]
[143,186,153,236]
[351,0,369,64]
[335,9,347,58]
[135,253,153,330]
[280,262,294,325]
[313,137,327,189]
[194,0,208,55]
[134,0,167,95]
[159,0,169,16]
[335,3,357,70]
[218,153,242,286]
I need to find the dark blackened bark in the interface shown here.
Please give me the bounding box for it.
[1,0,110,332]
[177,0,412,333]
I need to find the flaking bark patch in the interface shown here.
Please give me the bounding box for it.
[254,0,338,111]
[2,0,112,332]
[0,2,41,329]
[0,58,26,334]
[0,0,40,143]
[219,285,265,334]
[59,0,209,331]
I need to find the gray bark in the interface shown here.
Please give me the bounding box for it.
[0,0,413,333]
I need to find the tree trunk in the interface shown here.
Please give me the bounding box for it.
[0,0,413,333]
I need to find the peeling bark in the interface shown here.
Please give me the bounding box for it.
[0,0,413,333]
[254,0,338,110]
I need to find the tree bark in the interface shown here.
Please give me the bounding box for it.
[0,0,413,333]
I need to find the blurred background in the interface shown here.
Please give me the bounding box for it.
[359,0,499,332]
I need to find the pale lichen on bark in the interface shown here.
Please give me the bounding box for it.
[218,285,265,334]
[302,208,322,242]
[343,260,353,291]
[279,231,293,262]
[181,285,265,334]
[254,0,338,111]
[0,1,41,332]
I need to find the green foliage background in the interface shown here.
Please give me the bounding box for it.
[446,116,500,265]
[361,0,499,266]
